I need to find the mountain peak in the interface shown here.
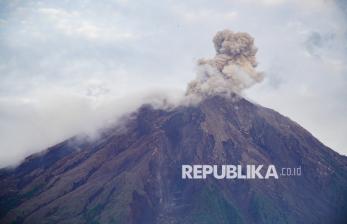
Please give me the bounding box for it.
[1,95,347,224]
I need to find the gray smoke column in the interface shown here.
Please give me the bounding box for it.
[186,29,264,98]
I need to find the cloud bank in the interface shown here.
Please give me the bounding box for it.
[0,0,346,167]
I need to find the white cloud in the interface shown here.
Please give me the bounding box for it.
[38,7,136,41]
[0,0,346,167]
[173,6,238,24]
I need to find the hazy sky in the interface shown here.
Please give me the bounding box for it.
[0,0,346,167]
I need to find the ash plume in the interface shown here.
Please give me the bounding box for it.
[186,29,264,98]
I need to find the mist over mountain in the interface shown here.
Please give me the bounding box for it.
[1,95,347,224]
[1,18,347,224]
[0,7,347,220]
[1,0,347,166]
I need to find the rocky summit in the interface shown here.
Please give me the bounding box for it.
[1,95,347,224]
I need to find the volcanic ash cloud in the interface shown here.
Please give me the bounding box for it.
[186,29,264,97]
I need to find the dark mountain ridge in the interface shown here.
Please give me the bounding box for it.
[1,95,347,224]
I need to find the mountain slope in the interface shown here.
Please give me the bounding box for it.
[1,95,347,224]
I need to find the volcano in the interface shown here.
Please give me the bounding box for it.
[1,95,347,224]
